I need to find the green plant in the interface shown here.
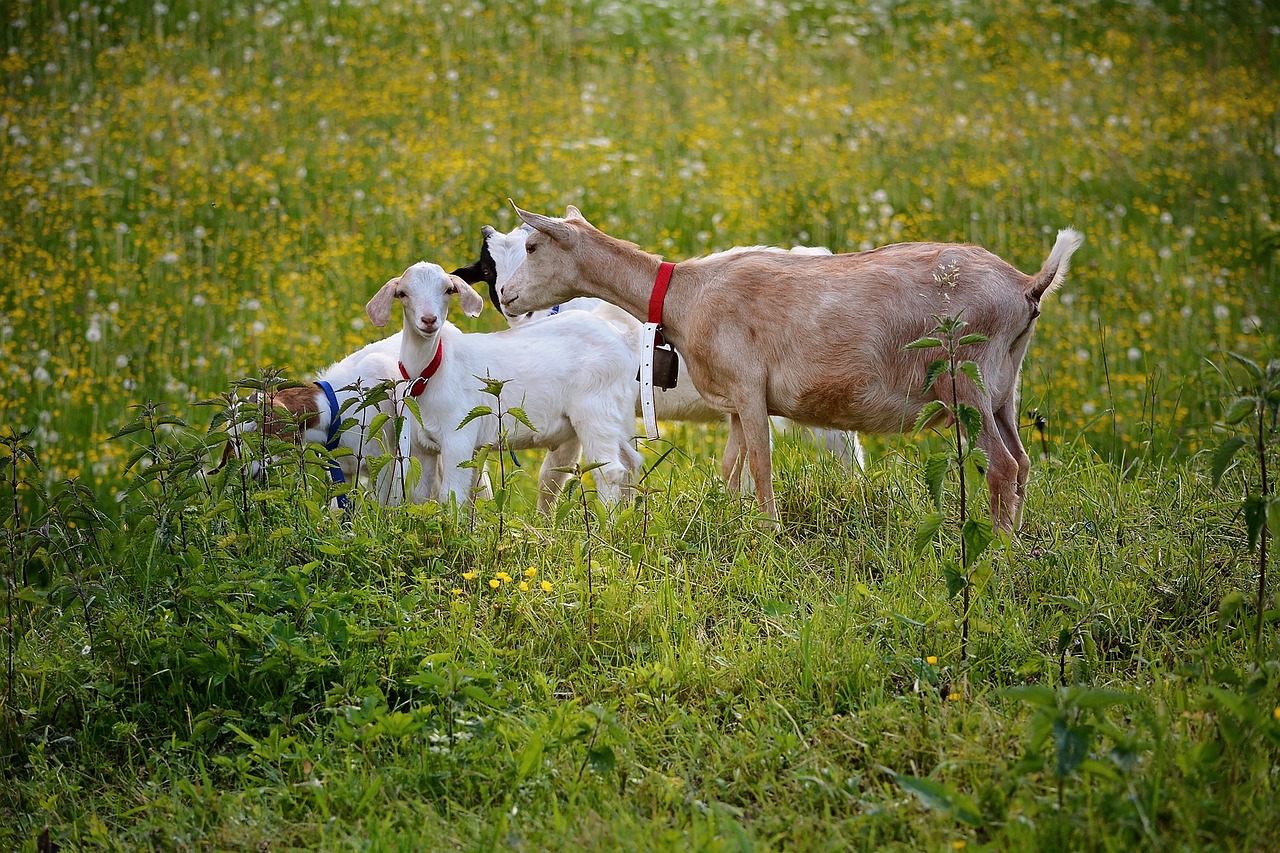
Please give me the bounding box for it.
[458,375,536,551]
[1210,354,1280,653]
[906,308,996,662]
[1000,684,1137,813]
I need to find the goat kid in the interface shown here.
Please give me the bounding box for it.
[220,333,436,506]
[502,205,1081,531]
[365,260,642,510]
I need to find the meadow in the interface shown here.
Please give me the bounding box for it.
[2,0,1279,849]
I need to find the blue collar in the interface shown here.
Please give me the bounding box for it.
[315,381,351,510]
[548,304,560,316]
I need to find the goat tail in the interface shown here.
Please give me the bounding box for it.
[1026,227,1084,302]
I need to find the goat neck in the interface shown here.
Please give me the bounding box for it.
[397,321,449,387]
[573,239,697,349]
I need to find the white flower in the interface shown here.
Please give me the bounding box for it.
[1214,304,1230,321]
[1126,347,1141,362]
[115,354,129,369]
[1082,402,1097,416]
[86,319,102,343]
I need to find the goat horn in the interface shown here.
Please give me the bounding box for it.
[510,200,575,244]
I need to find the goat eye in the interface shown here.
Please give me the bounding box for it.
[526,243,538,255]
[394,290,405,299]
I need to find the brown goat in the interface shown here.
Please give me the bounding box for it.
[501,205,1082,531]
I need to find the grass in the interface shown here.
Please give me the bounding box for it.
[2,0,1280,849]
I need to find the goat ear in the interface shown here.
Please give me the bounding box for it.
[449,260,485,285]
[365,276,400,328]
[450,275,485,318]
[481,225,496,238]
[511,201,576,245]
[565,204,585,222]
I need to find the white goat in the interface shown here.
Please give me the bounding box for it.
[364,260,642,510]
[220,333,434,506]
[502,205,1082,531]
[459,224,866,474]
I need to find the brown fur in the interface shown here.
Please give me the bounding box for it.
[506,206,1081,531]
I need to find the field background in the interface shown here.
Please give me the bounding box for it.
[2,0,1280,850]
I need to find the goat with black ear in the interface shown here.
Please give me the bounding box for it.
[367,260,642,511]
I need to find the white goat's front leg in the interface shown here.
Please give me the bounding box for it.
[436,435,479,509]
[537,439,581,513]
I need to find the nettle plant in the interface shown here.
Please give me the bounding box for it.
[1210,353,1280,654]
[906,311,996,663]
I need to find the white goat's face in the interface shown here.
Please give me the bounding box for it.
[364,260,484,334]
[487,224,540,320]
[500,205,585,315]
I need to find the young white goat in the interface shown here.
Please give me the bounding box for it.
[220,333,435,506]
[454,224,866,473]
[364,260,642,510]
[501,205,1082,531]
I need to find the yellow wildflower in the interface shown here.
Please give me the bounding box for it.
[541,580,553,592]
[519,582,529,591]
[488,579,500,589]
[524,566,538,578]
[926,656,938,665]
[462,571,476,581]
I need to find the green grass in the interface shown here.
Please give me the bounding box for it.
[3,0,1280,849]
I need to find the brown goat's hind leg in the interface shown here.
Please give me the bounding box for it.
[973,401,1020,533]
[994,400,1031,530]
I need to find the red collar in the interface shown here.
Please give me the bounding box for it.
[399,340,443,397]
[648,261,676,326]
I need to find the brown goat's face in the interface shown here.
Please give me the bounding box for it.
[501,206,584,314]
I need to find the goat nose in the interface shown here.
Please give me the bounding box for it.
[421,314,437,327]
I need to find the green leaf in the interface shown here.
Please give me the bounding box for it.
[956,403,983,440]
[1218,590,1244,631]
[913,512,945,553]
[516,729,544,780]
[1052,718,1092,780]
[404,397,424,428]
[109,421,148,440]
[1223,397,1258,425]
[913,400,948,434]
[957,360,986,394]
[957,333,990,346]
[1210,436,1247,488]
[943,563,967,598]
[924,453,951,510]
[904,336,945,351]
[1227,351,1264,382]
[1243,493,1266,550]
[457,405,493,429]
[922,359,949,394]
[999,685,1057,709]
[961,517,994,568]
[588,745,616,775]
[1269,498,1280,549]
[1067,687,1133,710]
[506,406,538,433]
[889,772,984,827]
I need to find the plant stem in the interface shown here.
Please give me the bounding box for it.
[1255,403,1269,654]
[950,340,970,662]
